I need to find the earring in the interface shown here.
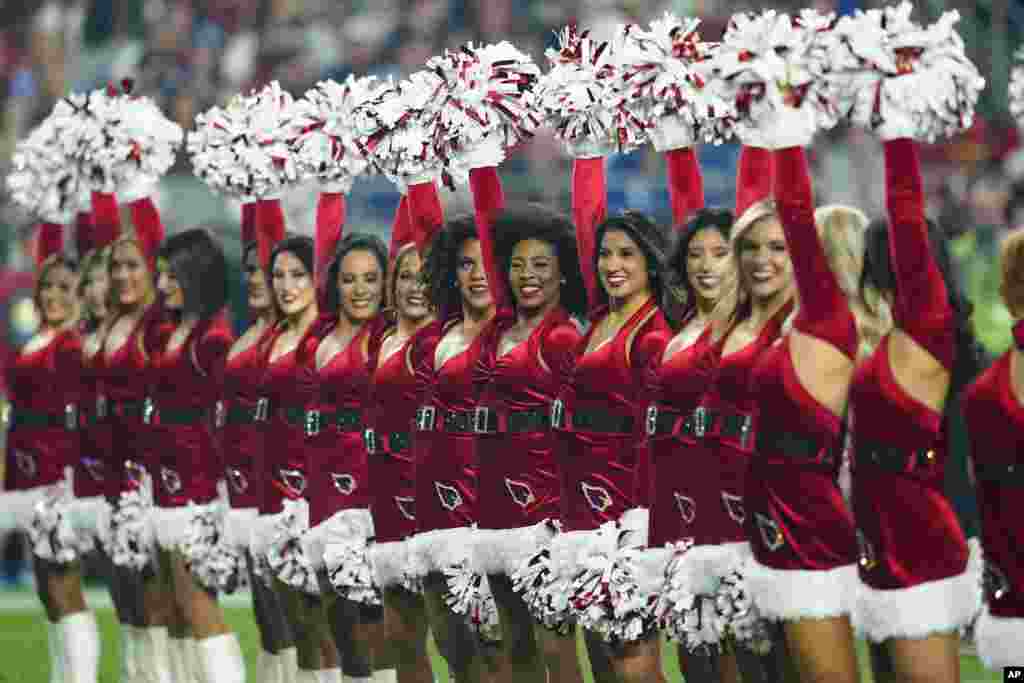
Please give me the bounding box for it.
[560,278,567,284]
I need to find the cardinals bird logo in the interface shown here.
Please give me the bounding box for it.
[161,467,182,495]
[331,473,357,495]
[124,460,146,487]
[721,492,746,524]
[279,468,307,497]
[226,467,248,495]
[755,512,784,552]
[82,456,106,482]
[580,481,613,513]
[14,451,37,478]
[673,493,696,523]
[395,496,416,521]
[984,562,1010,602]
[505,478,536,508]
[435,482,463,511]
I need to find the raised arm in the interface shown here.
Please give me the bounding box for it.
[572,157,606,315]
[469,166,509,313]
[734,146,773,218]
[665,147,703,229]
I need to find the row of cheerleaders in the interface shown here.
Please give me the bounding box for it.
[3,3,1022,683]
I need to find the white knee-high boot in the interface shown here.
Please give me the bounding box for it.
[57,612,100,683]
[144,627,174,683]
[187,638,203,683]
[168,637,189,683]
[118,624,142,683]
[318,670,343,683]
[255,650,278,683]
[196,633,245,683]
[279,647,298,683]
[48,620,65,683]
[372,670,397,683]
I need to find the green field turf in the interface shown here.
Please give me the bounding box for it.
[0,599,1003,682]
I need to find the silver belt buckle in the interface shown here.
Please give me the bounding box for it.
[645,405,658,436]
[95,394,108,420]
[416,406,436,432]
[254,397,269,422]
[473,406,492,434]
[305,409,322,437]
[214,401,227,429]
[550,399,565,430]
[142,398,155,425]
[739,414,752,449]
[364,428,378,455]
[64,403,79,431]
[694,406,707,438]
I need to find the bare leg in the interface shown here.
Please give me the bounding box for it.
[383,587,433,683]
[783,617,859,683]
[422,572,485,683]
[888,633,960,683]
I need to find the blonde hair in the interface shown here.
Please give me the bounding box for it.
[34,253,80,330]
[815,204,891,358]
[728,198,797,331]
[107,234,156,313]
[1000,227,1024,318]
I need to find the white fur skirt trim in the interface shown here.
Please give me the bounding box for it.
[0,485,52,533]
[264,499,320,595]
[852,537,984,642]
[975,606,1024,670]
[30,488,111,564]
[104,487,156,571]
[177,501,247,593]
[248,513,280,584]
[320,508,380,606]
[474,521,559,577]
[368,539,422,594]
[223,507,259,552]
[745,557,857,622]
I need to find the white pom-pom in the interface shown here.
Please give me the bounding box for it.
[179,501,247,594]
[106,489,156,571]
[610,14,735,149]
[290,76,384,193]
[830,2,985,142]
[188,81,302,199]
[264,500,320,596]
[715,8,842,139]
[443,560,502,643]
[537,25,644,157]
[72,83,183,196]
[6,115,88,224]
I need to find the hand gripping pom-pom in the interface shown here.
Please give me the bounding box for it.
[265,501,320,596]
[179,502,247,594]
[610,14,736,149]
[29,485,89,565]
[188,81,302,200]
[829,2,984,142]
[106,489,156,572]
[537,25,644,157]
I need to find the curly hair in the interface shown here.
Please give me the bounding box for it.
[423,215,480,318]
[665,207,736,326]
[323,232,388,315]
[491,203,588,320]
[593,210,671,312]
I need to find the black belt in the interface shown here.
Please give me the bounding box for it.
[719,412,753,445]
[550,400,635,435]
[107,399,147,422]
[473,406,552,435]
[645,405,718,439]
[364,429,412,454]
[10,404,79,431]
[974,461,1024,486]
[151,404,210,426]
[756,429,835,465]
[856,441,936,473]
[304,408,362,437]
[224,398,270,427]
[441,409,478,434]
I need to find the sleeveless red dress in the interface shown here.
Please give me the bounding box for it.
[849,139,975,641]
[474,308,580,532]
[149,320,233,508]
[76,336,110,498]
[221,324,275,510]
[5,329,82,492]
[559,298,670,532]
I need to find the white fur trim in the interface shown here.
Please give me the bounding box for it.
[310,507,374,568]
[406,527,476,575]
[617,508,650,547]
[473,521,558,576]
[223,507,259,551]
[321,508,379,605]
[852,537,984,642]
[745,557,857,621]
[368,540,421,593]
[1,485,52,531]
[151,505,201,550]
[975,606,1024,670]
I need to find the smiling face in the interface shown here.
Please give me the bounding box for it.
[598,229,650,306]
[272,250,316,320]
[737,217,793,304]
[687,227,733,308]
[110,241,152,310]
[456,238,493,315]
[81,263,109,322]
[394,249,429,323]
[37,263,76,328]
[244,248,272,314]
[510,238,561,317]
[337,248,383,324]
[156,259,184,312]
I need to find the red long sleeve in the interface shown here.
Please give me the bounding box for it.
[388,195,412,264]
[774,147,857,358]
[469,167,510,314]
[572,158,607,315]
[884,139,954,369]
[665,148,703,229]
[408,182,444,255]
[735,146,774,219]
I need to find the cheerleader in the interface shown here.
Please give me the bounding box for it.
[362,238,434,683]
[257,235,340,682]
[5,243,100,683]
[473,203,587,683]
[149,228,244,683]
[963,227,1024,671]
[560,209,673,683]
[849,136,984,682]
[222,237,296,683]
[412,215,496,683]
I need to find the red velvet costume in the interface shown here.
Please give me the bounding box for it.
[221,325,275,510]
[558,298,670,532]
[305,319,374,527]
[5,330,82,492]
[76,337,110,498]
[149,319,233,508]
[743,147,859,618]
[849,139,976,641]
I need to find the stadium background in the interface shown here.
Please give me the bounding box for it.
[0,1,1017,679]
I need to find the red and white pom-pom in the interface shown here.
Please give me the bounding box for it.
[1010,48,1024,126]
[179,501,247,594]
[188,81,302,200]
[444,560,502,643]
[424,40,541,179]
[715,8,841,134]
[290,76,385,193]
[537,25,644,157]
[7,116,88,224]
[830,2,984,142]
[105,489,156,572]
[73,81,183,198]
[611,14,735,147]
